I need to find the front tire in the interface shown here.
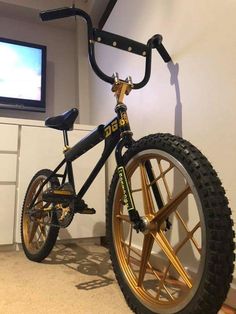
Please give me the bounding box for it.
[107,133,234,314]
[21,169,60,262]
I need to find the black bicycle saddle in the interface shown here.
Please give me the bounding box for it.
[45,108,79,131]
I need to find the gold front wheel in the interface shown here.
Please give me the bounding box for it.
[107,134,234,314]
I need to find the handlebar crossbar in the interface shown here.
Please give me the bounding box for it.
[93,29,148,57]
[40,7,171,89]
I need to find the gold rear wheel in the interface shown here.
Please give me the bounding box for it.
[21,169,59,262]
[107,134,234,314]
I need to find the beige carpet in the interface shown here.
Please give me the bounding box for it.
[0,243,131,314]
[0,243,233,314]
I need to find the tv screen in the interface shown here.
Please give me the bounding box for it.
[0,37,46,112]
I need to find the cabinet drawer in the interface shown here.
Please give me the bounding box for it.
[0,124,18,151]
[0,154,17,182]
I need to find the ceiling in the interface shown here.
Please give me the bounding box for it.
[0,0,111,30]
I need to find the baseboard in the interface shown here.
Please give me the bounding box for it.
[0,244,17,251]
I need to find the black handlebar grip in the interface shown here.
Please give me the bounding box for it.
[151,34,171,63]
[40,7,75,21]
[156,43,171,63]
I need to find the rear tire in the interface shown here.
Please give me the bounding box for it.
[21,169,60,262]
[107,133,234,314]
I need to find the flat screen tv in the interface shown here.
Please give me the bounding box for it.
[0,37,46,112]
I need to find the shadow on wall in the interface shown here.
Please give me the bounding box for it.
[167,61,182,137]
[167,61,199,271]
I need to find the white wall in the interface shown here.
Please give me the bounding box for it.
[89,0,236,300]
[0,15,77,120]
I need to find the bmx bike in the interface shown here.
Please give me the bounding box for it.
[21,6,234,314]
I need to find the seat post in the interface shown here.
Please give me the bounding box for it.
[63,130,69,147]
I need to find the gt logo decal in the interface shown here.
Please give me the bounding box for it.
[104,113,130,138]
[104,120,118,138]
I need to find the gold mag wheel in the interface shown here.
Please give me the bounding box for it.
[111,148,206,314]
[21,169,59,262]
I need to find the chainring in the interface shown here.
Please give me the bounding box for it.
[55,205,74,228]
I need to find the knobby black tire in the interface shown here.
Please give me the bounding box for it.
[107,133,234,314]
[21,169,60,262]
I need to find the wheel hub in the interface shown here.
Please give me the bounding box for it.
[140,216,172,234]
[140,216,158,234]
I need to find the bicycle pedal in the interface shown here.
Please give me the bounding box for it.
[73,198,96,215]
[42,182,75,203]
[77,207,96,215]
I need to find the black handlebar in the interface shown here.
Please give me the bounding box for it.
[40,7,171,89]
[40,7,77,21]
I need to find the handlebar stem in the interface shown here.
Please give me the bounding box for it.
[112,74,133,103]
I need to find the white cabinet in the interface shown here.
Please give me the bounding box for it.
[0,118,105,246]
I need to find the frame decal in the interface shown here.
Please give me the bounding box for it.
[117,166,135,211]
[104,113,129,138]
[119,111,129,126]
[104,119,119,138]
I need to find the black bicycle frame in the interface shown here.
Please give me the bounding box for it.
[29,100,146,229]
[29,114,129,209]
